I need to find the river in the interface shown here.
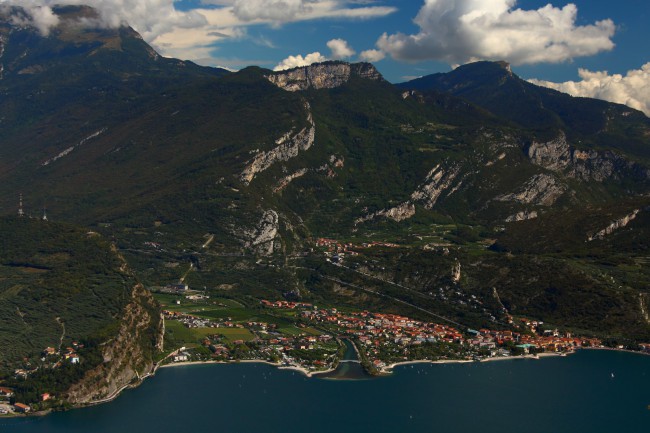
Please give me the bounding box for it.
[2,349,649,433]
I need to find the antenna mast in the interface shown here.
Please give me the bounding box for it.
[18,193,24,217]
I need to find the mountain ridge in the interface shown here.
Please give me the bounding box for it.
[0,6,648,409]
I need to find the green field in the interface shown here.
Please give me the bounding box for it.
[164,320,255,346]
[216,328,255,342]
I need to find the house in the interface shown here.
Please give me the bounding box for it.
[14,403,31,413]
[41,393,51,401]
[0,387,14,397]
[69,355,80,364]
[173,353,189,362]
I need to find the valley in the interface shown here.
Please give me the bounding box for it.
[0,4,649,416]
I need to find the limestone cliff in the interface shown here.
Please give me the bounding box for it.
[496,174,565,206]
[356,202,416,224]
[64,283,163,405]
[240,101,315,184]
[505,210,538,223]
[588,209,640,241]
[527,131,647,182]
[245,210,280,256]
[357,164,461,224]
[274,168,309,193]
[410,164,462,209]
[266,61,383,92]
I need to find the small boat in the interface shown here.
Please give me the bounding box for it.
[611,373,615,378]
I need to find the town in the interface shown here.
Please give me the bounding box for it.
[157,296,606,376]
[0,343,83,415]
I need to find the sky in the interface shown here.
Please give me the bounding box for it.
[1,0,649,114]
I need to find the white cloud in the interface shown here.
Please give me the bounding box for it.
[232,0,308,22]
[530,63,650,116]
[0,0,396,69]
[203,0,396,25]
[327,38,355,59]
[376,0,615,66]
[359,48,384,62]
[273,52,327,71]
[0,1,59,36]
[0,1,209,41]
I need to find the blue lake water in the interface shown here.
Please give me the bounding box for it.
[2,349,649,433]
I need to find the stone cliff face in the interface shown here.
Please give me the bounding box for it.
[357,163,462,224]
[64,283,163,405]
[245,210,280,256]
[241,102,315,184]
[505,210,538,222]
[588,209,640,241]
[526,132,646,182]
[410,164,462,209]
[497,174,565,206]
[266,61,383,92]
[356,202,416,224]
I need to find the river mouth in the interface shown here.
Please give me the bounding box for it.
[316,339,374,380]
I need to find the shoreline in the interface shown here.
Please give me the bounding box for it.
[383,350,574,372]
[583,346,650,357]
[11,345,648,418]
[383,358,474,372]
[159,358,336,378]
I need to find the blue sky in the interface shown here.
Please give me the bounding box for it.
[164,0,649,84]
[3,0,649,114]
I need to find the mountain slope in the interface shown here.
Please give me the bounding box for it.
[398,61,650,162]
[0,216,162,407]
[0,5,648,361]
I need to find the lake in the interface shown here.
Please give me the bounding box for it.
[2,349,649,433]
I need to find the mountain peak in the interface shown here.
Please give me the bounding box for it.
[451,60,515,81]
[266,61,384,92]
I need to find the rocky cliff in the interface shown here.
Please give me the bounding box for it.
[410,164,462,209]
[266,61,383,91]
[588,209,640,241]
[497,174,566,206]
[505,210,539,222]
[245,210,280,256]
[241,101,315,184]
[526,132,647,182]
[64,282,163,405]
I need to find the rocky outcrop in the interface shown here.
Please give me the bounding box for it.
[451,261,461,283]
[245,210,280,255]
[588,209,640,241]
[505,210,538,222]
[357,164,461,224]
[64,283,162,405]
[274,168,309,193]
[526,132,641,182]
[240,102,315,184]
[496,174,565,206]
[356,202,416,224]
[527,132,573,172]
[410,164,461,209]
[267,61,383,92]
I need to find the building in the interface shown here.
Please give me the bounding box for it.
[14,403,31,413]
[173,353,189,362]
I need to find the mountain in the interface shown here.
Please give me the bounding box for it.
[397,61,650,161]
[0,217,162,406]
[0,5,649,405]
